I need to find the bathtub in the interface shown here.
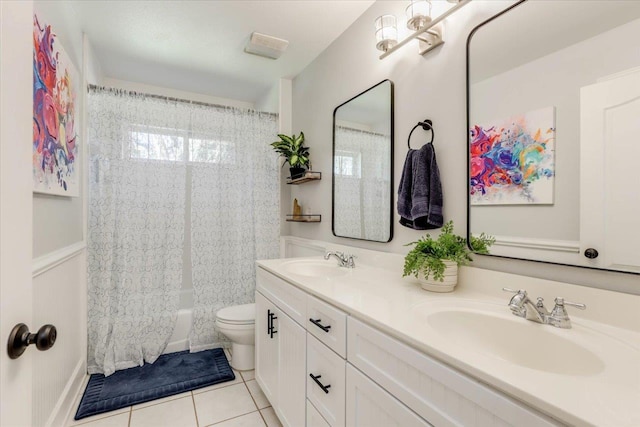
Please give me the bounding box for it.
[164,289,193,354]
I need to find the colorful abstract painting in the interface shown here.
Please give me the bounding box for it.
[33,14,79,196]
[470,107,555,205]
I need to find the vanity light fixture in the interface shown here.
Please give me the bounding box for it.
[406,0,432,31]
[375,14,398,52]
[377,0,472,59]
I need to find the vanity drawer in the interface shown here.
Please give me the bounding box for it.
[307,295,347,357]
[307,334,346,427]
[346,364,431,427]
[256,267,306,326]
[307,399,331,427]
[347,318,560,427]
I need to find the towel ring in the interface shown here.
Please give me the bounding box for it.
[407,119,434,149]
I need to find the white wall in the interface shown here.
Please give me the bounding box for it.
[256,81,280,113]
[290,1,640,294]
[30,1,96,425]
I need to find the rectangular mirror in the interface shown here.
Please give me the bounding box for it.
[467,0,640,274]
[332,79,394,242]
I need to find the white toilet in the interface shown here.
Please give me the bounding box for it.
[215,303,256,371]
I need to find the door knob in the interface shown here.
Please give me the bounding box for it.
[584,248,599,259]
[7,323,57,359]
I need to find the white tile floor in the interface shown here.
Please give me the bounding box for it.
[66,349,282,427]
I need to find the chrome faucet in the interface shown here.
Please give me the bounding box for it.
[324,251,356,268]
[502,288,586,329]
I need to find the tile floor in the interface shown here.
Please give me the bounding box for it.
[66,349,282,427]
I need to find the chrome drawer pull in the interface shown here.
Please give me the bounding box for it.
[309,318,331,332]
[309,373,331,394]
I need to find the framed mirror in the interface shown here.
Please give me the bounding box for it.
[332,79,394,242]
[467,0,640,274]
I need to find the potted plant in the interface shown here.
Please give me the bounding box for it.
[270,132,310,179]
[402,221,494,292]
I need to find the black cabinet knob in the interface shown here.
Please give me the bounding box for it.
[584,248,599,259]
[7,323,57,359]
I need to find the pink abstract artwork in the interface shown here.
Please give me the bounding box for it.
[33,14,80,196]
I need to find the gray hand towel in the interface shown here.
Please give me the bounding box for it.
[397,149,416,222]
[398,143,443,230]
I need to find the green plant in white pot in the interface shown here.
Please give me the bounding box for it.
[270,132,310,179]
[402,221,494,292]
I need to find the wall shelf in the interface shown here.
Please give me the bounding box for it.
[286,214,321,223]
[287,171,322,185]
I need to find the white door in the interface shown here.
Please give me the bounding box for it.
[0,1,35,426]
[255,292,279,407]
[581,67,640,273]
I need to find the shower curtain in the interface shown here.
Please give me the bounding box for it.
[87,90,189,375]
[87,87,280,374]
[188,106,280,350]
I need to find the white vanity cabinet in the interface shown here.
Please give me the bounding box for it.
[256,266,562,427]
[255,270,307,427]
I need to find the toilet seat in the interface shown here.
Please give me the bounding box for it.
[216,303,255,325]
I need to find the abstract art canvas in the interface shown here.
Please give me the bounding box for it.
[470,106,555,205]
[33,14,80,196]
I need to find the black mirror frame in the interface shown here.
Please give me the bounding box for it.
[332,79,394,243]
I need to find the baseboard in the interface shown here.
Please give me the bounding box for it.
[46,358,86,427]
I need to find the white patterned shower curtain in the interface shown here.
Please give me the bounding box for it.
[87,91,188,375]
[189,106,280,351]
[87,88,279,375]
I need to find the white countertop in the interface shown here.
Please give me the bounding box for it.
[257,256,640,427]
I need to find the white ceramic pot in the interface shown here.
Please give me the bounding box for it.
[418,260,458,292]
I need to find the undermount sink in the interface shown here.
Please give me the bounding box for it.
[282,260,349,278]
[426,306,605,376]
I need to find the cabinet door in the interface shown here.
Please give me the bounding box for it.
[307,400,331,427]
[255,291,278,407]
[346,364,431,427]
[277,311,307,427]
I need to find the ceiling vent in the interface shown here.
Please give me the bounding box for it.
[244,32,289,60]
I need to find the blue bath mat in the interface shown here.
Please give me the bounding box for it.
[75,348,235,420]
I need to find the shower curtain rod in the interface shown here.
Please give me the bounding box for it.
[87,84,278,116]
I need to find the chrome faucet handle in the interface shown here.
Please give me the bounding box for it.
[345,254,357,268]
[548,297,586,329]
[555,297,586,310]
[503,288,528,318]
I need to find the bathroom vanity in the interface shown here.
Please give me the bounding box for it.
[255,254,640,427]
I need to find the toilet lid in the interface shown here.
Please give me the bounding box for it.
[217,303,255,324]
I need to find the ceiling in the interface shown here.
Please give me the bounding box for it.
[69,0,375,104]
